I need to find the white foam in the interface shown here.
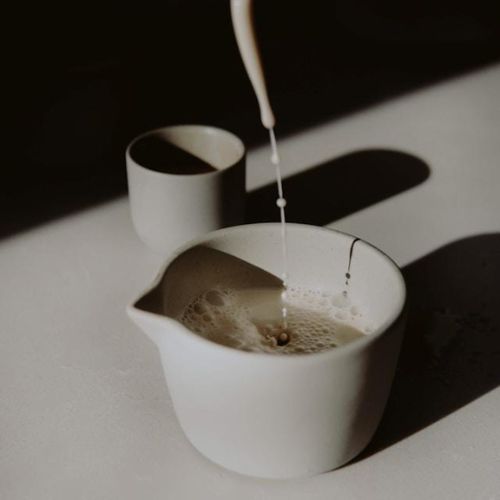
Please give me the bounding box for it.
[178,286,369,354]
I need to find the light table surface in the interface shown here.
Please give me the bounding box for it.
[2,64,500,499]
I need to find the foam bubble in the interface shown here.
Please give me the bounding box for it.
[330,292,351,309]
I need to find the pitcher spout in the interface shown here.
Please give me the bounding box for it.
[127,243,284,348]
[126,270,173,347]
[126,304,165,347]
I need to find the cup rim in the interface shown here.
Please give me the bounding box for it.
[129,223,407,363]
[126,124,246,178]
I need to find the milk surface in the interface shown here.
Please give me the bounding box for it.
[179,286,367,354]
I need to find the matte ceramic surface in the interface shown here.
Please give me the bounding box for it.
[126,125,246,255]
[127,223,407,478]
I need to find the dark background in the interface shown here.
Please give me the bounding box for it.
[3,0,500,237]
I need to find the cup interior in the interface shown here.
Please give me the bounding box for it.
[138,224,406,344]
[127,125,245,174]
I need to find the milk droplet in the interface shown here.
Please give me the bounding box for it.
[276,197,287,208]
[277,331,290,346]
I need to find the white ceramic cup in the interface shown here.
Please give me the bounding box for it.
[128,223,407,478]
[126,125,245,254]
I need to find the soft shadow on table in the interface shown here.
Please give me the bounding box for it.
[0,148,428,241]
[246,149,430,225]
[0,174,127,241]
[5,1,499,241]
[351,233,500,463]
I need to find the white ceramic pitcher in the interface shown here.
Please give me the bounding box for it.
[127,223,406,479]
